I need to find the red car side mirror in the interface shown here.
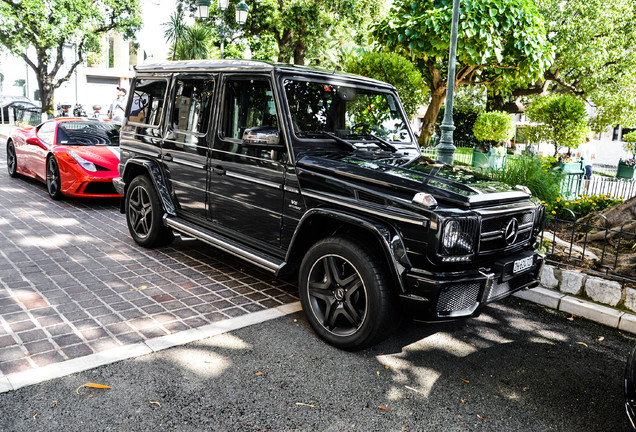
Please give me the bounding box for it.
[25,137,46,148]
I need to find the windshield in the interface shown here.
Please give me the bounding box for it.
[283,78,415,151]
[57,121,120,146]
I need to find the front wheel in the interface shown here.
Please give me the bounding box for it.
[125,175,174,247]
[299,236,399,350]
[7,141,18,178]
[46,156,63,200]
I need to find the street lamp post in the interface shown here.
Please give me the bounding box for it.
[196,0,250,59]
[436,0,461,165]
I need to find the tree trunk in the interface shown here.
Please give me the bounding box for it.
[418,86,446,146]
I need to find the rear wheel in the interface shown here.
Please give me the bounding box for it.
[299,236,399,350]
[125,175,174,247]
[6,141,18,178]
[46,156,62,200]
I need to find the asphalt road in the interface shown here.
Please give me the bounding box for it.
[0,298,634,432]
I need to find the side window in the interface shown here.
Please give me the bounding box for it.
[37,121,56,144]
[169,77,215,146]
[128,78,168,127]
[221,79,278,141]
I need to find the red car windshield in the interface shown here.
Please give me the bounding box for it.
[57,121,120,146]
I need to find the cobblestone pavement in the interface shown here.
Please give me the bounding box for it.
[0,139,298,387]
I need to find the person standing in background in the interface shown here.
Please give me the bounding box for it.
[108,86,127,123]
[577,137,595,194]
[577,137,596,180]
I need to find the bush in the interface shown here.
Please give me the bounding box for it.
[525,94,589,157]
[488,155,561,203]
[546,194,624,219]
[434,104,486,148]
[472,111,515,147]
[345,51,427,118]
[623,131,636,158]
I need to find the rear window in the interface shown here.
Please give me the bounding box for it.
[57,121,120,146]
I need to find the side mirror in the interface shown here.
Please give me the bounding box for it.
[26,137,45,148]
[242,126,283,149]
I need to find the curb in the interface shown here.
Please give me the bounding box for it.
[514,287,636,334]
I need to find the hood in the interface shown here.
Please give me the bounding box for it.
[61,145,120,170]
[296,153,529,208]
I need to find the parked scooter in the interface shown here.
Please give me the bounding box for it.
[56,103,71,117]
[92,105,102,118]
[73,103,87,117]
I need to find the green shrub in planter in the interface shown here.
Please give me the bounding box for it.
[472,111,514,169]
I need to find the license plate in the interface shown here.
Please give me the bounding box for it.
[513,256,533,273]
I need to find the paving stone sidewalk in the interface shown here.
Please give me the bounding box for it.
[0,140,298,385]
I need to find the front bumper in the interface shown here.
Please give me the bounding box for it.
[113,177,125,196]
[400,250,543,320]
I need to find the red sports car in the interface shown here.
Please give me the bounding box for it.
[6,118,121,199]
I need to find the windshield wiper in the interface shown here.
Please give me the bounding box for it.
[298,131,357,152]
[350,133,398,153]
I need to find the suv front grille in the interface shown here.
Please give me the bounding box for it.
[479,211,534,254]
[436,283,480,313]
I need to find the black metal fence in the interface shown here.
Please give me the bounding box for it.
[540,211,636,285]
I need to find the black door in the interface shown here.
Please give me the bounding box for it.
[161,75,216,221]
[208,75,286,248]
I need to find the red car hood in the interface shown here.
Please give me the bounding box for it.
[58,145,120,170]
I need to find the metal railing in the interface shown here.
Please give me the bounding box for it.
[540,211,636,285]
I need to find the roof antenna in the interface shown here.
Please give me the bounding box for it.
[333,65,337,74]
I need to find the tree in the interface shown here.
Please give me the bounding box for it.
[473,111,514,146]
[525,94,590,157]
[344,51,427,118]
[163,7,188,61]
[198,0,383,65]
[491,0,636,131]
[0,0,142,115]
[173,23,214,60]
[373,0,554,145]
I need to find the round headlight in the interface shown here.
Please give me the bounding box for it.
[442,220,461,250]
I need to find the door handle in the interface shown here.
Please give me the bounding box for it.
[163,153,173,162]
[212,165,225,175]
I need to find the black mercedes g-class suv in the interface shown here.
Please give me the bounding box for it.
[114,59,544,350]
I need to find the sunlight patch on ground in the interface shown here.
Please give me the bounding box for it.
[165,347,233,377]
[37,217,80,227]
[196,333,252,351]
[377,355,441,398]
[17,233,94,248]
[405,332,479,358]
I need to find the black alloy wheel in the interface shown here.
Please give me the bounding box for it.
[6,141,18,177]
[46,156,63,200]
[125,175,174,247]
[299,236,399,350]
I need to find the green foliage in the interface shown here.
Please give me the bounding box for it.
[622,131,636,157]
[0,0,142,114]
[546,194,624,219]
[174,23,214,60]
[502,0,636,130]
[372,0,554,143]
[488,155,561,204]
[434,104,486,148]
[473,111,514,144]
[197,0,383,65]
[525,94,590,156]
[344,52,427,118]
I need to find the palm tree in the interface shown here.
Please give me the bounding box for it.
[162,7,187,60]
[175,23,214,60]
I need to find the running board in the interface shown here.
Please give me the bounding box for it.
[163,215,286,274]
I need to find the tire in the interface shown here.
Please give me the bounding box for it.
[299,236,399,350]
[125,175,174,247]
[6,141,18,178]
[46,156,63,200]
